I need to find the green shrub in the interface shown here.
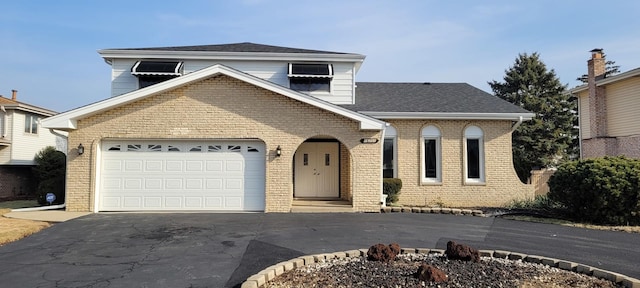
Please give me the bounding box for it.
[383,178,402,205]
[32,147,66,205]
[548,156,640,225]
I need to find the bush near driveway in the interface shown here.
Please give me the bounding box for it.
[548,156,640,226]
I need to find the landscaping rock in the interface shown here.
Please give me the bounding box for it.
[445,240,480,262]
[367,243,400,262]
[415,263,448,282]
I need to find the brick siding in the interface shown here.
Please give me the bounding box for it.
[0,165,36,200]
[387,119,533,207]
[66,75,382,212]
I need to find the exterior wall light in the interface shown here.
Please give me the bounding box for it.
[276,145,282,157]
[78,143,85,155]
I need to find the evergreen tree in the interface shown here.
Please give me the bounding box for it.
[33,146,66,205]
[489,53,578,182]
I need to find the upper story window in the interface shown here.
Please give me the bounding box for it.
[288,63,332,93]
[422,125,442,183]
[131,61,183,89]
[464,126,485,183]
[24,114,39,134]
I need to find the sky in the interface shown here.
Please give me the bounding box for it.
[1,0,640,113]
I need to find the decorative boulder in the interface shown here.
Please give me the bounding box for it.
[415,263,448,282]
[367,243,400,262]
[445,240,480,262]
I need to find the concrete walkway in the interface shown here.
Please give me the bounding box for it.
[4,210,91,222]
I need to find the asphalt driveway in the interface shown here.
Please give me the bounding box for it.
[0,213,638,288]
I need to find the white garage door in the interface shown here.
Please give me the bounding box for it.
[99,140,265,211]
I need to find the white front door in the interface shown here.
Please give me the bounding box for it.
[294,142,339,198]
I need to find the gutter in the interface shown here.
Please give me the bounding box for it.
[511,116,524,132]
[12,128,69,212]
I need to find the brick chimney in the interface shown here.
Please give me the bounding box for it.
[11,90,17,101]
[587,49,607,138]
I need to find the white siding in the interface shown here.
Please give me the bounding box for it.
[110,59,139,96]
[606,77,640,137]
[108,59,356,104]
[578,92,590,139]
[8,111,60,165]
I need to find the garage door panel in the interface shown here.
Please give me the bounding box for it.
[103,160,123,171]
[165,197,182,208]
[145,160,163,171]
[185,179,203,189]
[186,161,204,172]
[165,178,183,189]
[166,161,183,172]
[124,179,142,189]
[145,178,163,189]
[123,197,142,208]
[145,197,162,208]
[124,160,143,171]
[100,140,265,211]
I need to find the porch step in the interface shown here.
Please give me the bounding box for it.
[291,199,353,213]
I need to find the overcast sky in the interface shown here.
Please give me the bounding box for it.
[1,0,639,112]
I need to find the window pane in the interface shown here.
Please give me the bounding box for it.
[290,78,330,92]
[424,139,437,178]
[24,115,31,133]
[383,138,394,178]
[467,139,480,179]
[31,117,38,134]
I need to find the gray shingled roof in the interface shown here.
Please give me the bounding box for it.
[112,42,350,55]
[341,82,531,114]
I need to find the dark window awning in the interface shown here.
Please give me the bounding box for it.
[131,61,183,76]
[288,63,333,78]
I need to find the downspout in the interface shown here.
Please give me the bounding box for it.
[12,128,69,212]
[1,105,6,138]
[380,123,388,207]
[576,94,583,159]
[511,116,524,132]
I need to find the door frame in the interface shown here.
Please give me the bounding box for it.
[293,139,341,198]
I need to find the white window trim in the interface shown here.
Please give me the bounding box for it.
[421,125,442,184]
[383,126,397,178]
[463,126,485,184]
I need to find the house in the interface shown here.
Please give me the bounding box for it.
[41,43,534,212]
[0,90,65,199]
[568,49,640,159]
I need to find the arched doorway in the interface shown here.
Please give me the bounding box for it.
[293,136,353,199]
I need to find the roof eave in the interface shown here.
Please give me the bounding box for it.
[569,67,640,94]
[360,112,535,121]
[98,49,366,62]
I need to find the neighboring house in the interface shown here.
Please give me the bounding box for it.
[0,90,65,199]
[42,43,534,213]
[568,49,640,159]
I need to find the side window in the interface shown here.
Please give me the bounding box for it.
[383,126,397,178]
[464,126,485,183]
[24,114,39,134]
[421,125,441,183]
[288,63,332,93]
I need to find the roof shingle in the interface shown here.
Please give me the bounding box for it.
[342,82,531,114]
[111,42,351,55]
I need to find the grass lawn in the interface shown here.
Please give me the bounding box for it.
[501,215,640,233]
[0,200,40,209]
[0,208,51,246]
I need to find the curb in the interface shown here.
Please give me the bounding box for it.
[240,248,640,288]
[380,206,485,216]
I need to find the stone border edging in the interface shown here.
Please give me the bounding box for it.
[240,247,640,288]
[381,206,485,216]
